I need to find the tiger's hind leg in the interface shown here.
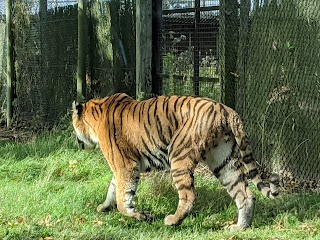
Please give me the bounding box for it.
[211,157,255,230]
[97,175,117,212]
[165,148,198,226]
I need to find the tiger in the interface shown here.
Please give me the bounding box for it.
[72,93,279,230]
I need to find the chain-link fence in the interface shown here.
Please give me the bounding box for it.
[237,0,320,190]
[2,0,320,189]
[0,1,6,122]
[8,0,78,126]
[159,0,220,100]
[1,0,136,127]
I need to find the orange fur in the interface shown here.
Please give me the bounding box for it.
[72,93,279,229]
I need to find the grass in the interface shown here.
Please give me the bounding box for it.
[0,127,320,240]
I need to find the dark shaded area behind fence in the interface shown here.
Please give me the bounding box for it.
[237,0,320,188]
[0,0,135,126]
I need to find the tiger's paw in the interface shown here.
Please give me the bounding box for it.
[96,203,116,212]
[228,224,247,232]
[131,211,155,222]
[164,214,182,226]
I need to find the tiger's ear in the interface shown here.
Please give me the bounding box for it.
[72,101,83,116]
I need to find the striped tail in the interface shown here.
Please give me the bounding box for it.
[230,113,280,199]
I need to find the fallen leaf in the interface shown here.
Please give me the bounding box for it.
[92,219,103,226]
[56,169,63,176]
[17,217,24,224]
[38,215,52,226]
[39,237,54,240]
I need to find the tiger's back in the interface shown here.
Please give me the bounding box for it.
[72,93,279,229]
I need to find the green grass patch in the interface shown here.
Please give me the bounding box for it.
[0,128,320,239]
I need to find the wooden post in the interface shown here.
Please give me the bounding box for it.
[136,0,152,100]
[77,0,87,102]
[5,0,14,127]
[152,0,163,95]
[219,0,238,108]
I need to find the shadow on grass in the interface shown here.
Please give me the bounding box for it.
[111,175,320,231]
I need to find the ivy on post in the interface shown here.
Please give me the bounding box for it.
[219,0,239,109]
[136,0,152,100]
[6,0,14,128]
[77,0,87,102]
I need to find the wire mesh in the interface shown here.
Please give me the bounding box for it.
[2,0,320,189]
[10,0,78,126]
[89,0,136,99]
[4,0,136,126]
[237,0,320,190]
[160,0,220,100]
[0,0,5,123]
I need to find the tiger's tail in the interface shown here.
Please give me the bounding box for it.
[230,113,280,199]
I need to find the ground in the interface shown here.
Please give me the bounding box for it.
[0,127,320,239]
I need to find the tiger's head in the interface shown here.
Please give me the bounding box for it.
[72,101,99,150]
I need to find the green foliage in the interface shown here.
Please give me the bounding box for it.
[162,34,220,100]
[1,129,320,239]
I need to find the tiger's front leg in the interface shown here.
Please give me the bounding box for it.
[97,176,117,212]
[115,167,155,222]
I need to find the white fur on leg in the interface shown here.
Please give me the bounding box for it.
[97,176,117,212]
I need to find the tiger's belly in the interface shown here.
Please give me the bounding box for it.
[201,136,235,174]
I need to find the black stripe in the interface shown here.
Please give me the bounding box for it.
[228,173,245,192]
[173,97,180,112]
[232,189,243,201]
[125,190,136,195]
[179,97,188,119]
[98,104,103,114]
[172,112,179,129]
[267,191,271,198]
[172,148,196,164]
[220,104,230,124]
[92,107,99,120]
[177,184,194,191]
[257,182,266,191]
[141,138,162,167]
[106,117,114,165]
[139,102,146,123]
[143,123,152,142]
[213,156,231,177]
[146,100,154,126]
[119,102,131,128]
[171,137,192,159]
[141,153,158,169]
[243,153,253,164]
[199,104,214,132]
[143,124,167,160]
[248,169,259,179]
[172,169,191,178]
[132,103,138,121]
[155,114,167,145]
